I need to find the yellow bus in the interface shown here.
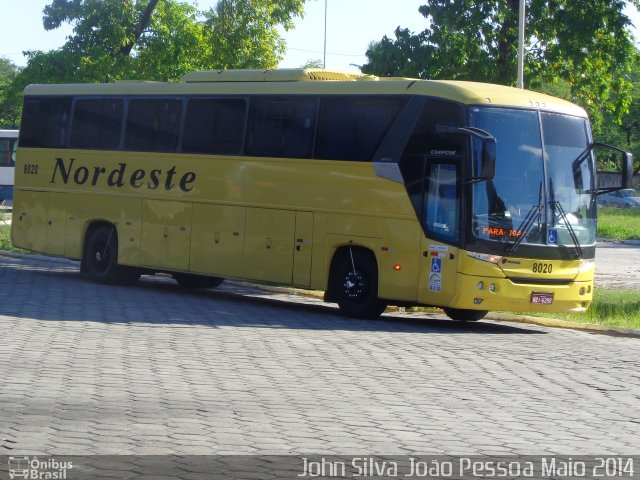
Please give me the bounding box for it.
[11,69,633,320]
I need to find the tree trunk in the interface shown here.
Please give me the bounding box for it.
[120,0,160,57]
[496,0,519,83]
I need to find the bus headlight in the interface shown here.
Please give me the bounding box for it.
[467,251,502,264]
[578,259,594,273]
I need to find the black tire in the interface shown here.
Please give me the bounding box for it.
[173,273,224,289]
[443,307,488,322]
[84,226,139,285]
[332,249,387,319]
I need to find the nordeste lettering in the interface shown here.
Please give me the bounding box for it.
[50,157,196,192]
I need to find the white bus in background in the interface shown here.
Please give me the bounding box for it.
[0,129,18,204]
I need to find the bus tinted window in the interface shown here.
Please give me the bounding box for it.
[125,98,182,152]
[316,97,405,161]
[183,98,246,154]
[246,97,317,158]
[70,99,124,150]
[0,138,17,167]
[403,99,464,156]
[20,97,71,148]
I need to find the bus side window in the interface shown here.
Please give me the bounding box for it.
[10,139,17,166]
[70,99,124,150]
[315,97,404,161]
[246,96,316,159]
[20,97,72,148]
[125,98,182,152]
[183,98,247,155]
[0,139,8,166]
[425,163,459,244]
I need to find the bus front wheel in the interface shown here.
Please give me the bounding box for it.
[332,249,387,319]
[84,226,139,285]
[443,307,487,322]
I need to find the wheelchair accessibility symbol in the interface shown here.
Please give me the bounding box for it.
[431,258,442,273]
[547,228,558,245]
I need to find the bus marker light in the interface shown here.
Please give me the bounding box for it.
[393,264,401,271]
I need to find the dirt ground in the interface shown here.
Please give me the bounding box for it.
[595,241,640,290]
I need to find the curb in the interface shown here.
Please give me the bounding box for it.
[486,312,640,338]
[597,238,640,246]
[2,250,639,338]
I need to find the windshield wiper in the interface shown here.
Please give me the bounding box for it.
[504,182,544,254]
[549,201,583,257]
[504,203,543,254]
[549,178,583,257]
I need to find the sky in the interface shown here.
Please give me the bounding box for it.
[0,0,427,73]
[1,1,639,74]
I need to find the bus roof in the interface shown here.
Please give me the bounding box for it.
[23,68,586,117]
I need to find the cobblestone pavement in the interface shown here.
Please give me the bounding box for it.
[0,253,639,457]
[595,241,640,290]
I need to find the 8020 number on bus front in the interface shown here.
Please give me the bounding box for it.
[532,262,552,274]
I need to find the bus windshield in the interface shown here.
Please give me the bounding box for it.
[469,107,596,251]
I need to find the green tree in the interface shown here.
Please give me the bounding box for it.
[205,0,306,69]
[362,1,639,130]
[0,57,20,128]
[596,59,640,174]
[302,59,324,68]
[8,0,307,125]
[14,0,306,85]
[18,0,208,83]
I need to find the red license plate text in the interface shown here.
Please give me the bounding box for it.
[531,292,554,305]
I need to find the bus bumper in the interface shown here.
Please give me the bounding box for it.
[448,273,593,314]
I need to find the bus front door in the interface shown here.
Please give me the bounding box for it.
[417,161,461,308]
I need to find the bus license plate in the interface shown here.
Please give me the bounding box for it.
[531,292,554,305]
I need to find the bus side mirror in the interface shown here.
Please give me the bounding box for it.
[436,124,496,181]
[480,138,496,180]
[591,143,634,192]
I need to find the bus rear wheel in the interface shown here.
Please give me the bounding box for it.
[173,273,224,289]
[443,307,488,322]
[84,226,139,285]
[332,250,387,319]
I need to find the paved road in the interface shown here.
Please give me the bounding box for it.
[595,241,640,290]
[0,252,639,459]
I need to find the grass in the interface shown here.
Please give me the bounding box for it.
[522,289,640,330]
[0,224,29,254]
[597,207,640,240]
